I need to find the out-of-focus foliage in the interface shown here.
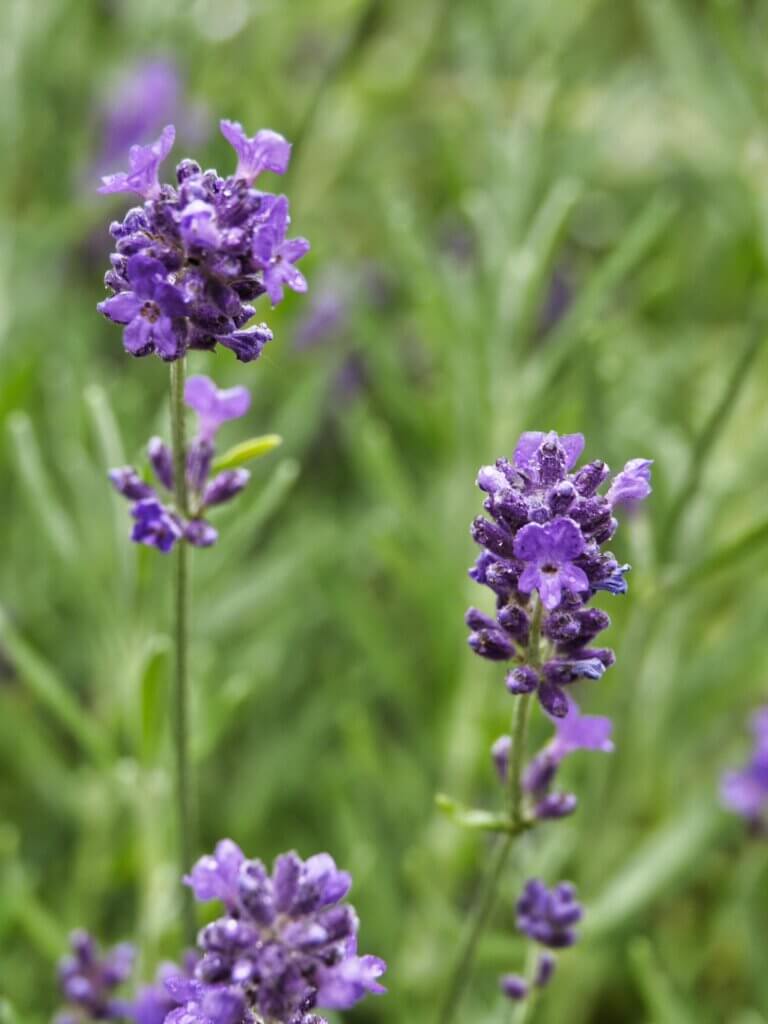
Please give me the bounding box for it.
[2,0,768,1020]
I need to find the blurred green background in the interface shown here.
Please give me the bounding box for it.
[3,0,768,1020]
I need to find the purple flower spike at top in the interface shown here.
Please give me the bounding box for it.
[179,841,385,1022]
[220,120,292,183]
[184,375,251,442]
[98,117,308,360]
[514,517,589,611]
[99,124,175,199]
[516,879,583,948]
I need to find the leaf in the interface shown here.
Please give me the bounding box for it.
[212,434,283,472]
[435,793,515,833]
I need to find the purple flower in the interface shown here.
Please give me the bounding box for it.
[251,196,310,306]
[499,975,528,1001]
[220,120,291,184]
[55,930,134,1022]
[98,119,308,361]
[131,498,183,553]
[547,696,614,761]
[721,706,768,831]
[606,458,653,509]
[98,254,187,360]
[181,842,385,1021]
[516,879,582,948]
[184,375,251,443]
[514,431,585,482]
[514,517,589,611]
[99,125,175,199]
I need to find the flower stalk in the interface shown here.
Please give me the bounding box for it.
[169,357,195,943]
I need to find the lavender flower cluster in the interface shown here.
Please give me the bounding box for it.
[499,879,583,1003]
[721,706,768,833]
[467,430,651,718]
[97,120,308,362]
[179,840,386,1024]
[109,375,252,552]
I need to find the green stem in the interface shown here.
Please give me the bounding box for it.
[169,359,195,943]
[437,598,542,1024]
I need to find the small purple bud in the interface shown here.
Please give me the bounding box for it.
[500,974,529,1001]
[506,666,539,694]
[497,604,530,644]
[464,607,497,632]
[537,681,568,718]
[468,629,515,661]
[476,465,508,494]
[572,459,609,497]
[549,480,576,515]
[203,469,251,508]
[534,432,567,485]
[109,466,154,500]
[184,519,218,548]
[534,953,556,988]
[535,792,577,819]
[148,436,174,490]
[492,735,511,783]
[471,517,517,559]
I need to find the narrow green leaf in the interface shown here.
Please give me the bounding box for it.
[6,411,76,562]
[629,938,700,1024]
[0,608,110,765]
[212,434,283,472]
[435,793,514,833]
[585,804,723,938]
[137,636,170,764]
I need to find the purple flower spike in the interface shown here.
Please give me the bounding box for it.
[55,931,135,1022]
[184,375,251,443]
[98,254,187,360]
[220,120,291,183]
[514,517,588,611]
[99,124,175,199]
[606,458,653,509]
[251,196,310,306]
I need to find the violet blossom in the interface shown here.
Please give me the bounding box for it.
[721,706,768,833]
[98,120,309,361]
[109,375,252,552]
[467,430,651,716]
[179,839,386,1023]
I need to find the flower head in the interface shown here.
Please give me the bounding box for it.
[179,841,386,1023]
[516,879,582,948]
[98,119,308,361]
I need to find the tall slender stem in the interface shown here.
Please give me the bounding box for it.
[169,358,195,943]
[436,597,542,1024]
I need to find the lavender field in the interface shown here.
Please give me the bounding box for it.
[2,1,768,1022]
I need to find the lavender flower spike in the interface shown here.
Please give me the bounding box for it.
[98,125,175,199]
[55,930,135,1022]
[184,375,251,443]
[180,841,386,1022]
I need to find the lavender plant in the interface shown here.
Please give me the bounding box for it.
[437,430,651,1020]
[51,116,387,1024]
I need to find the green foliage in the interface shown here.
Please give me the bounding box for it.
[3,0,768,1020]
